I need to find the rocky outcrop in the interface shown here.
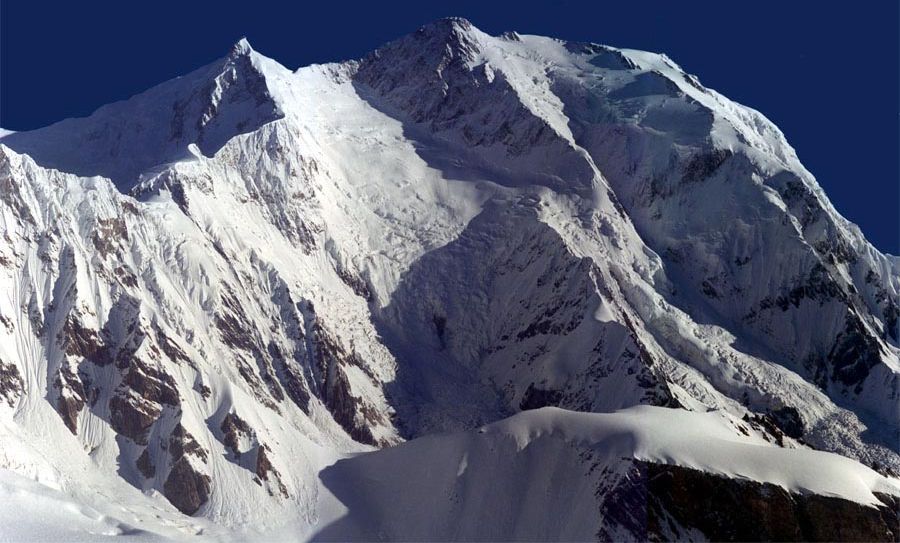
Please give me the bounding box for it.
[163,424,210,515]
[119,361,180,407]
[827,313,886,391]
[519,383,563,410]
[54,364,87,434]
[600,461,900,542]
[163,457,211,516]
[108,393,159,445]
[90,217,128,258]
[108,361,179,445]
[254,444,288,498]
[313,323,384,446]
[220,412,253,458]
[59,314,112,367]
[0,359,23,408]
[217,412,288,497]
[136,448,155,479]
[214,288,285,410]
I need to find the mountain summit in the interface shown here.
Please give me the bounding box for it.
[1,35,285,188]
[0,18,898,542]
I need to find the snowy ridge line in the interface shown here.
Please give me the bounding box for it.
[316,405,900,541]
[0,16,898,542]
[485,406,900,506]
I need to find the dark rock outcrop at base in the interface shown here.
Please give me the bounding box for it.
[519,383,563,410]
[600,461,900,542]
[163,424,210,515]
[255,443,288,497]
[163,457,211,516]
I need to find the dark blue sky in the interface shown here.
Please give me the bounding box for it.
[2,1,897,253]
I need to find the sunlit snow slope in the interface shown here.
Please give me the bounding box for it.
[0,17,898,542]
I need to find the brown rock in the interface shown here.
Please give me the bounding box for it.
[163,457,210,516]
[59,314,112,366]
[136,448,155,479]
[220,412,252,457]
[0,359,23,407]
[108,394,159,445]
[598,461,900,542]
[56,395,84,435]
[162,424,211,515]
[54,365,86,434]
[153,325,192,367]
[121,362,180,406]
[313,323,383,445]
[169,424,208,462]
[255,444,288,498]
[91,217,128,258]
[193,381,211,399]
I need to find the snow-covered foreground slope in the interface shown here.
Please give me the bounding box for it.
[0,16,898,541]
[316,406,900,541]
[0,469,207,542]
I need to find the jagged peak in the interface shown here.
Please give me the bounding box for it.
[224,37,256,64]
[0,34,283,190]
[405,16,482,62]
[418,16,475,35]
[231,37,253,55]
[356,17,486,94]
[222,37,260,69]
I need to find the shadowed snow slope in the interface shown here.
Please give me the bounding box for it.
[0,16,898,542]
[314,406,900,541]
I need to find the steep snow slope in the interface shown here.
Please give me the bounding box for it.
[0,16,898,541]
[351,18,899,466]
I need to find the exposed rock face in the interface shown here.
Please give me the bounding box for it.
[163,457,211,516]
[136,448,155,479]
[108,394,159,445]
[59,314,112,366]
[600,462,900,542]
[217,412,288,497]
[54,365,87,434]
[827,313,885,391]
[163,424,210,515]
[0,360,22,407]
[254,444,288,497]
[220,412,253,458]
[119,361,180,407]
[519,383,564,410]
[313,323,384,446]
[91,217,128,258]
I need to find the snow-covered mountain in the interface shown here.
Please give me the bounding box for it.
[0,17,897,541]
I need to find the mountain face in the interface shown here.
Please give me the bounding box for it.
[1,17,898,541]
